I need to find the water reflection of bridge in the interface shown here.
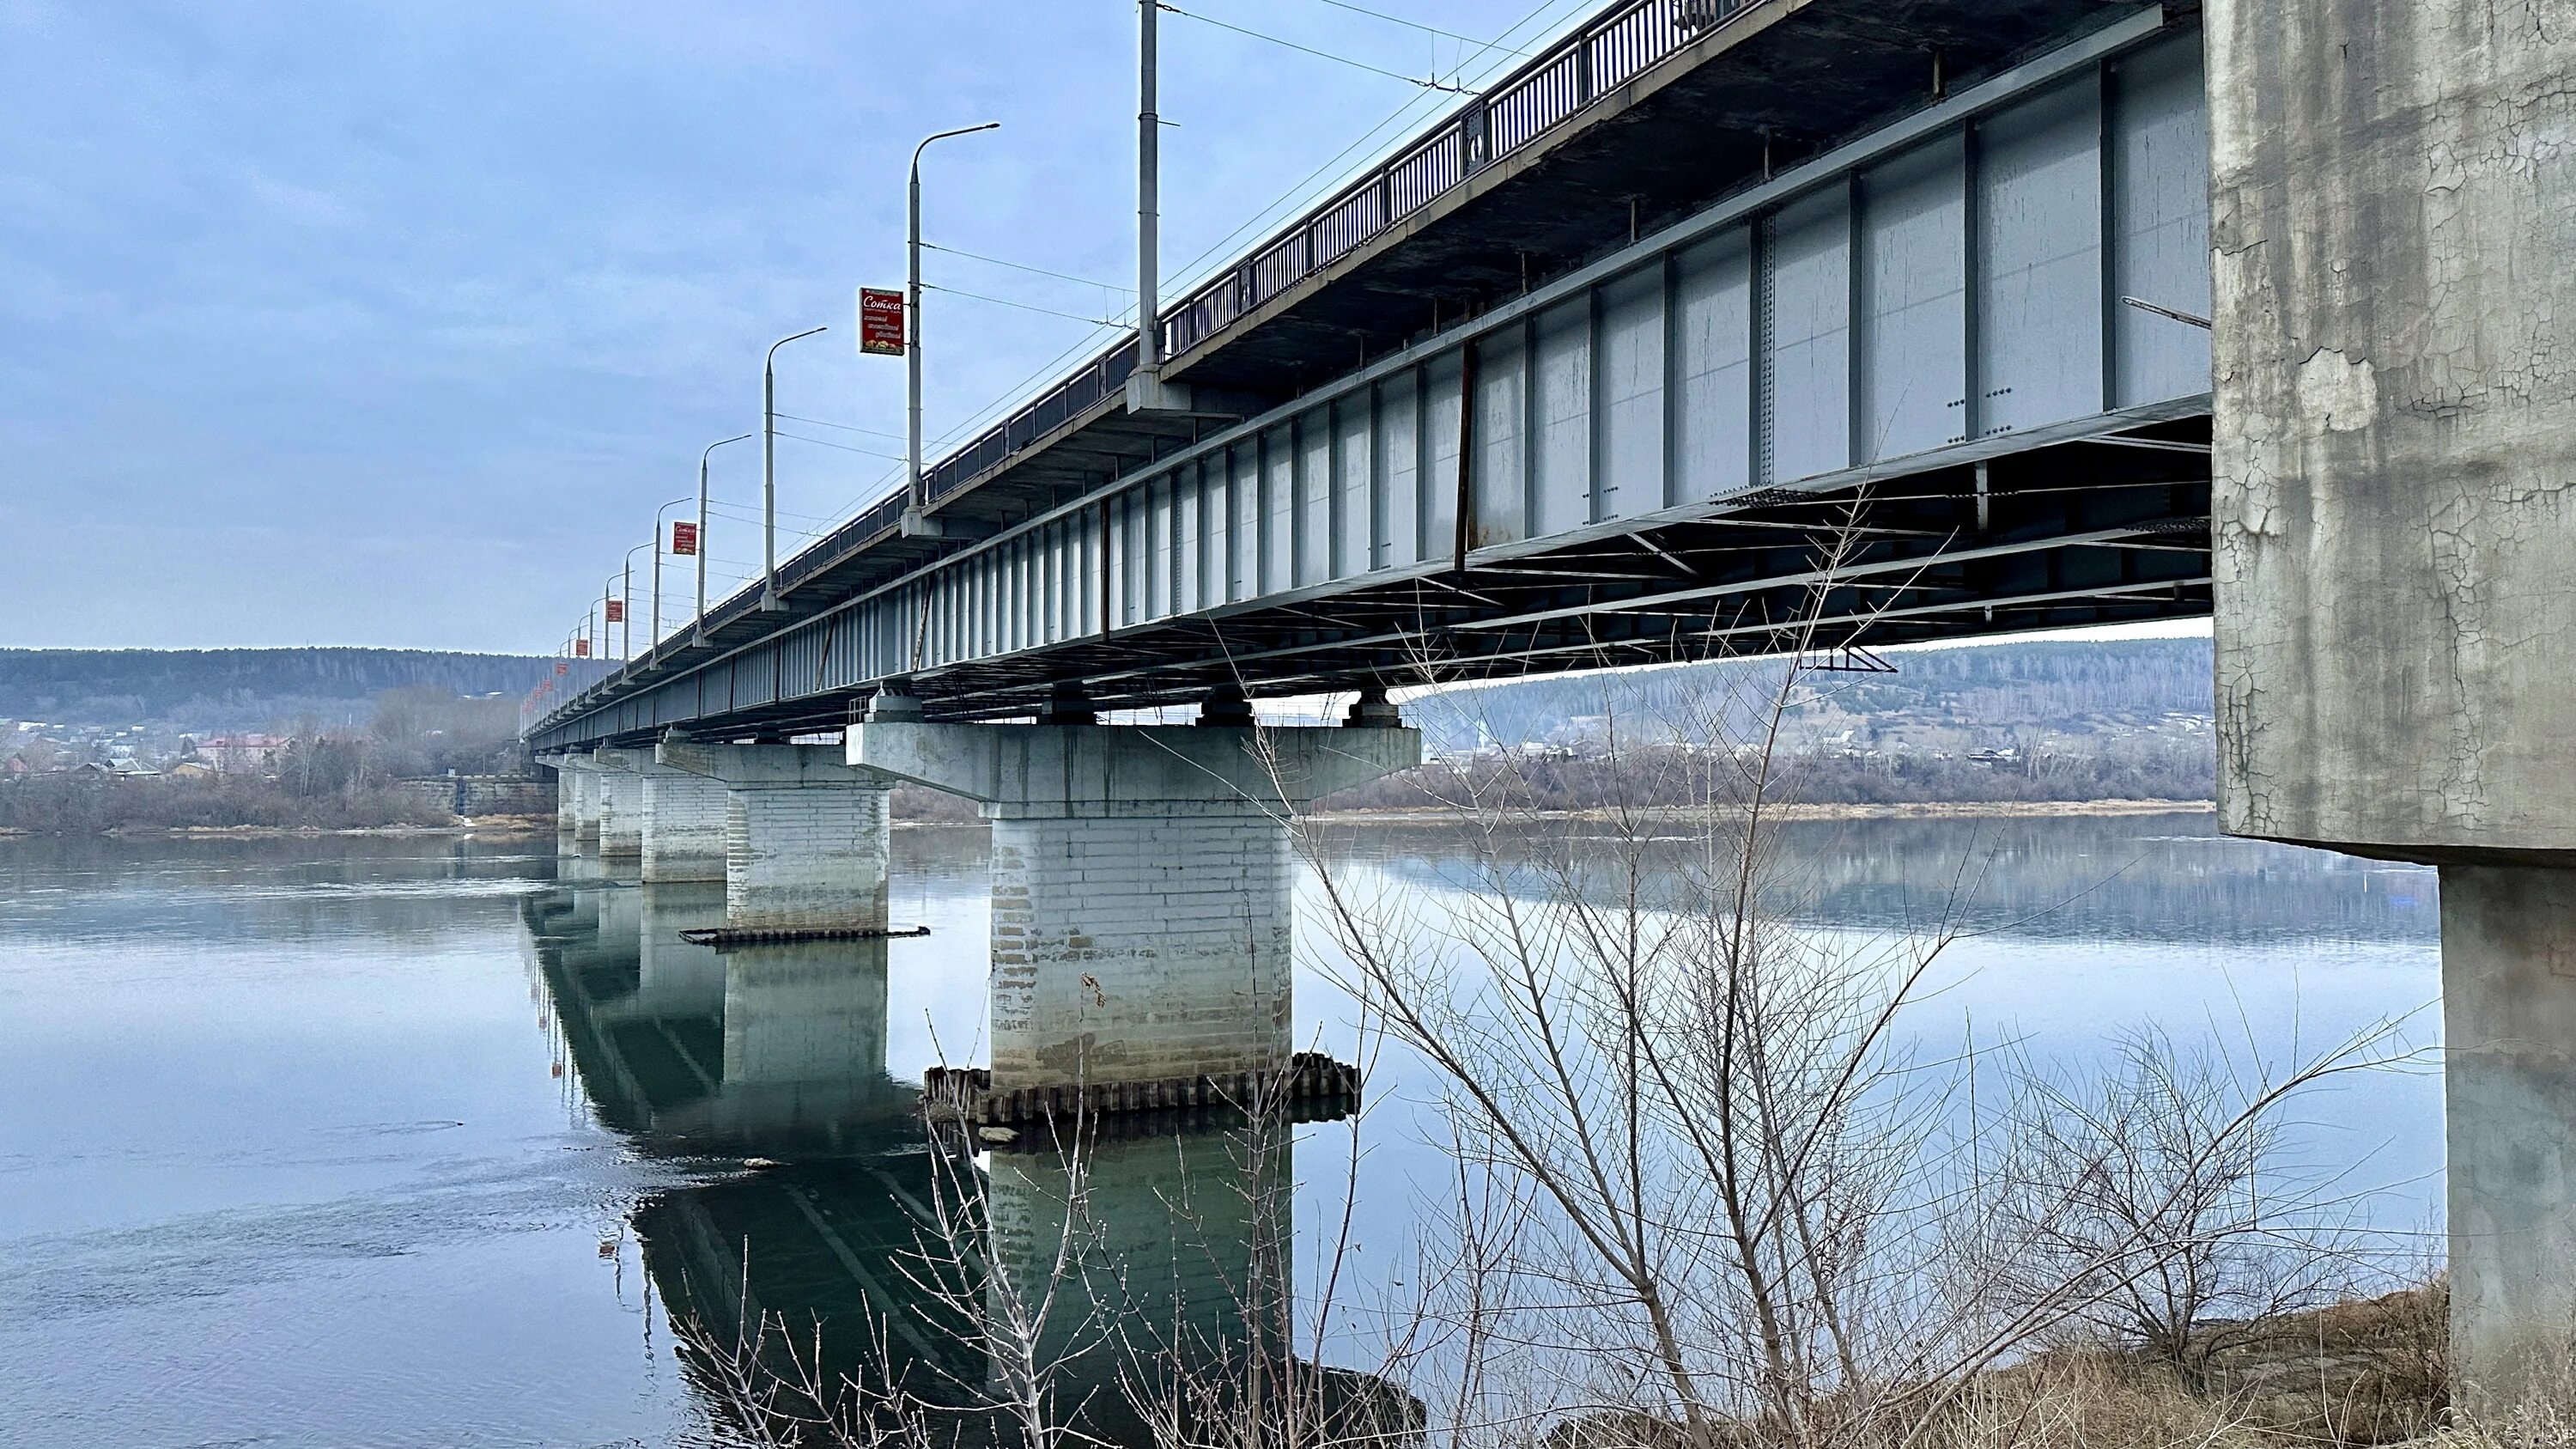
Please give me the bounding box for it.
[1336,812,2439,947]
[519,851,1417,1444]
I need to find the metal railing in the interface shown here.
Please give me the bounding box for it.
[539,0,1765,734]
[926,0,1763,502]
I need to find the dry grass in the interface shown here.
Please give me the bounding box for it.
[1927,1282,2448,1449]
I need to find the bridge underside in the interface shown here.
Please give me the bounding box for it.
[531,8,2211,752]
[558,406,2210,743]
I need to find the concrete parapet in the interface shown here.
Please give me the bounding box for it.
[655,737,896,932]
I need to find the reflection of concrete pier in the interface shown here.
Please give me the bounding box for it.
[525,877,904,1156]
[984,1123,1419,1444]
[521,849,1413,1443]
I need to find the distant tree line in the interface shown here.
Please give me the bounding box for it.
[0,685,531,834]
[1321,734,2214,813]
[0,648,598,730]
[1409,637,2215,753]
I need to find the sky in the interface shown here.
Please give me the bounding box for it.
[0,0,1625,652]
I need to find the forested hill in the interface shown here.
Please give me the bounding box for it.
[0,649,573,729]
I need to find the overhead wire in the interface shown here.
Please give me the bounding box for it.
[1300,0,1535,58]
[1156,0,1587,288]
[920,282,1125,328]
[773,412,907,443]
[920,241,1133,295]
[1157,3,1473,92]
[775,430,909,464]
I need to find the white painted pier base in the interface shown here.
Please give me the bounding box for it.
[639,770,728,884]
[551,758,602,845]
[852,710,1418,1107]
[655,737,896,932]
[551,762,580,838]
[591,749,645,859]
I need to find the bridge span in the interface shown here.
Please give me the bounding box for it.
[528,0,2576,1407]
[529,2,2209,746]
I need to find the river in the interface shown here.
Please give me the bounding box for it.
[0,813,2443,1447]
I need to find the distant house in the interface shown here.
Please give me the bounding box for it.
[167,759,217,780]
[202,734,289,773]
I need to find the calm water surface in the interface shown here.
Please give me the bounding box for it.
[0,816,2443,1447]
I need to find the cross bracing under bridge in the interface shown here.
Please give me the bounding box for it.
[528,1,2213,752]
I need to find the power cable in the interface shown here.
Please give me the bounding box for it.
[921,241,1133,295]
[775,430,909,464]
[1158,3,1472,92]
[812,0,1585,535]
[773,412,908,443]
[1301,0,1534,58]
[921,282,1124,328]
[1157,0,1586,288]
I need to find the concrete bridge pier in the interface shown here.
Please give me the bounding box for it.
[595,746,728,882]
[851,694,1419,1112]
[2211,0,2576,1411]
[544,757,580,840]
[655,735,896,932]
[613,752,730,885]
[590,748,646,860]
[547,755,602,846]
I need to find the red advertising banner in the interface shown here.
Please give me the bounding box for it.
[555,661,568,676]
[859,288,906,356]
[671,521,700,557]
[574,638,591,658]
[605,600,626,624]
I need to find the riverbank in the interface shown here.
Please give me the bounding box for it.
[0,797,2220,840]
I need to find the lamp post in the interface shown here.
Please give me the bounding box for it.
[1138,0,1161,382]
[762,326,829,610]
[695,432,755,641]
[648,492,695,654]
[902,120,1002,539]
[621,544,651,661]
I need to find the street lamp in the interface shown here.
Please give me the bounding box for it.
[620,543,651,661]
[648,491,695,654]
[902,120,1002,539]
[695,432,755,641]
[762,326,830,609]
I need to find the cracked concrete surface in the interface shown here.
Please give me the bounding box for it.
[2210,0,2576,860]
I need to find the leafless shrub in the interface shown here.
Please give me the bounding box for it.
[1980,1023,2402,1386]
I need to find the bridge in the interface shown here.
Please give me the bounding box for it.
[526,0,2576,1405]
